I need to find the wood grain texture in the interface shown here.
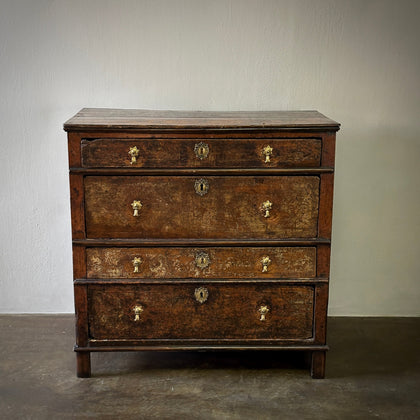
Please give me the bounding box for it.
[72,245,86,279]
[87,284,314,340]
[321,132,336,167]
[318,173,334,239]
[64,109,340,131]
[67,132,82,167]
[311,351,326,379]
[69,174,85,239]
[86,247,317,279]
[313,284,329,344]
[76,353,91,378]
[316,244,331,278]
[74,284,88,346]
[84,176,320,239]
[81,138,321,168]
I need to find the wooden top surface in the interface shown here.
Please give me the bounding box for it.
[64,108,340,131]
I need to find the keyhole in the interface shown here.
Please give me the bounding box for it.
[200,291,204,298]
[200,183,204,191]
[200,147,205,156]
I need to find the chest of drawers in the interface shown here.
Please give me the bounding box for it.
[64,108,339,378]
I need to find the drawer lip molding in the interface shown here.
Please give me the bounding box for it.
[74,278,329,285]
[73,238,331,246]
[69,167,334,175]
[75,345,330,352]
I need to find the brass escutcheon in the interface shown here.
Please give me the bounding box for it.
[258,305,269,321]
[194,178,209,196]
[132,257,142,273]
[194,142,209,160]
[133,305,143,321]
[262,200,272,218]
[195,251,210,269]
[261,256,271,273]
[262,145,273,163]
[195,287,209,304]
[131,200,142,217]
[128,146,139,164]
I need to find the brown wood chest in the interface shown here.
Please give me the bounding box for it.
[64,108,340,378]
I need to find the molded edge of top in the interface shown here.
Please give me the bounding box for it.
[64,108,340,132]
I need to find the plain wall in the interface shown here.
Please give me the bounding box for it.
[0,0,419,315]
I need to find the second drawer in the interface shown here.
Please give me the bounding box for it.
[86,247,316,279]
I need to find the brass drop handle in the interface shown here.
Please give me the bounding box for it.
[262,200,272,218]
[261,256,271,273]
[131,200,142,217]
[128,146,139,164]
[134,305,143,321]
[132,257,142,273]
[195,287,209,304]
[262,145,273,163]
[259,305,269,321]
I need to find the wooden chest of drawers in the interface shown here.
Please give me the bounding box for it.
[64,108,339,378]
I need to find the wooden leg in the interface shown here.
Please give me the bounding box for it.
[76,352,91,378]
[311,351,326,379]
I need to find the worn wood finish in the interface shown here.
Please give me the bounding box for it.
[66,108,339,378]
[316,244,331,278]
[311,351,326,379]
[76,345,329,351]
[314,284,329,345]
[71,168,334,176]
[64,109,340,131]
[72,245,86,279]
[318,173,334,239]
[86,247,316,279]
[84,176,320,239]
[88,284,314,341]
[69,174,85,239]
[75,238,330,247]
[321,132,336,167]
[81,138,321,168]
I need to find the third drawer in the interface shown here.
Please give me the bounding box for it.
[86,247,317,279]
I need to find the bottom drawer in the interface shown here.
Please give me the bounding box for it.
[87,283,314,341]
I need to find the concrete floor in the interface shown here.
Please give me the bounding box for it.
[0,316,419,419]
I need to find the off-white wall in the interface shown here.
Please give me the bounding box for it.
[0,0,419,315]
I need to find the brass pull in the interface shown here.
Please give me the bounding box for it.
[258,305,269,321]
[194,142,209,160]
[195,252,210,269]
[261,256,271,273]
[195,287,208,304]
[194,178,209,196]
[262,200,272,218]
[262,145,273,163]
[134,305,143,321]
[131,200,142,217]
[132,257,142,273]
[128,146,139,164]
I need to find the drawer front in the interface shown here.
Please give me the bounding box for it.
[84,176,319,239]
[88,284,314,340]
[81,138,321,168]
[86,247,316,279]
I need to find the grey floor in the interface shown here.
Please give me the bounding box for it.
[0,316,419,419]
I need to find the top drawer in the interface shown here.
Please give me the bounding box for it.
[80,138,321,168]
